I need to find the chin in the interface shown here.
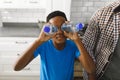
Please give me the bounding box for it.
[52,37,66,44]
[57,41,65,44]
[56,39,66,44]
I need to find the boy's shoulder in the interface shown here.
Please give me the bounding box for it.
[66,39,76,46]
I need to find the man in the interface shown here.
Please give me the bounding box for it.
[82,0,120,80]
[14,11,96,80]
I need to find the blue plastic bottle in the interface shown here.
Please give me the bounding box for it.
[43,25,58,35]
[61,22,84,32]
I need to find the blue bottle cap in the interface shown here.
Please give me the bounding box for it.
[44,26,50,33]
[76,23,84,30]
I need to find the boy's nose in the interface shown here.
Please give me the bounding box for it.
[57,27,63,33]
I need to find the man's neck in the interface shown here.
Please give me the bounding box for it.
[114,5,120,13]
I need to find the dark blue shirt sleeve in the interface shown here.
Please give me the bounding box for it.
[34,47,39,58]
[75,48,80,58]
[74,43,80,58]
[33,42,45,58]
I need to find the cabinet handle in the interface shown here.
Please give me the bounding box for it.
[17,53,20,56]
[29,1,38,3]
[23,67,31,71]
[15,41,28,44]
[4,1,12,3]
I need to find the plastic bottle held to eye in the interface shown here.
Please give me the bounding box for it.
[43,24,58,35]
[61,22,84,32]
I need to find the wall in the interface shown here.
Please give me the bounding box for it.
[70,0,116,23]
[0,0,46,23]
[0,9,46,23]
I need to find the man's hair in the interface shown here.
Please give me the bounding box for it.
[46,10,67,22]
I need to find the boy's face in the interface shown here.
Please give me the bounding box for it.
[49,16,66,44]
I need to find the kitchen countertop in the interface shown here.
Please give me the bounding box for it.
[0,26,40,37]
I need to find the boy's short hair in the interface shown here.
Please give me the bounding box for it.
[46,10,67,22]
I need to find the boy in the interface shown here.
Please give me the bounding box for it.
[14,11,96,80]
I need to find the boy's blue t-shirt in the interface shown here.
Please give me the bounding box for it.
[34,39,80,80]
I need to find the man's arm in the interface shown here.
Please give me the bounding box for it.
[81,9,102,80]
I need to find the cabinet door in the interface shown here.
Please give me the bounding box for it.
[28,0,46,8]
[51,0,71,20]
[0,56,40,76]
[74,60,83,77]
[0,0,20,8]
[0,37,40,76]
[0,54,40,64]
[0,0,46,9]
[1,64,40,76]
[0,37,36,51]
[0,76,39,80]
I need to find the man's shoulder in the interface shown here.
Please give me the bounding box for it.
[95,5,111,15]
[98,0,120,13]
[90,4,113,22]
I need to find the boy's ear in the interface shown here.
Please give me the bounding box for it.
[65,21,70,24]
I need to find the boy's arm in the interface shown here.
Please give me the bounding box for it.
[64,32,96,80]
[13,39,44,71]
[75,38,96,80]
[14,28,51,71]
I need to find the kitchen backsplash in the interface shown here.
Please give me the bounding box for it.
[0,8,46,23]
[70,0,116,23]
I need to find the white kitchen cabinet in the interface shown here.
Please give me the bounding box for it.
[0,76,40,80]
[0,0,46,9]
[51,0,71,20]
[45,0,71,20]
[0,37,40,80]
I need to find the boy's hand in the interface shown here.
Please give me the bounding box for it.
[37,24,55,42]
[64,31,80,41]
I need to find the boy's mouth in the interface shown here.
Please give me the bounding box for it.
[56,34,65,39]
